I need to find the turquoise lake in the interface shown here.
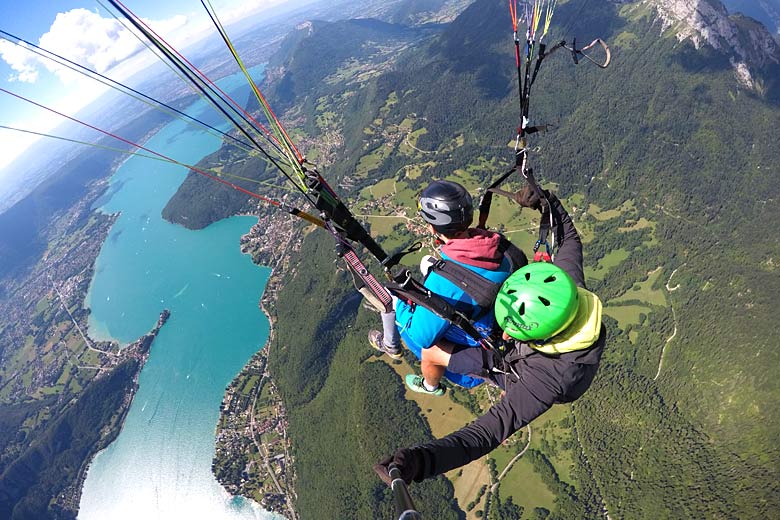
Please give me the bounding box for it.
[78,66,282,520]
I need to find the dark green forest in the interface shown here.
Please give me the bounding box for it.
[269,231,463,519]
[0,360,139,520]
[164,0,780,517]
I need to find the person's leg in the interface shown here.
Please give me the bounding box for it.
[420,342,454,388]
[406,341,455,395]
[381,309,400,348]
[369,297,401,359]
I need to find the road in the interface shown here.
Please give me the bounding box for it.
[491,425,532,493]
[653,264,685,381]
[248,375,298,520]
[404,134,436,155]
[49,274,114,356]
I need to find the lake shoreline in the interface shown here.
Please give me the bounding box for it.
[58,309,171,518]
[211,213,308,519]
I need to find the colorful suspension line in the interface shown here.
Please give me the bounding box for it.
[0,29,257,156]
[102,0,390,266]
[479,0,610,262]
[97,0,285,156]
[0,87,325,229]
[194,0,390,264]
[200,0,303,171]
[103,0,303,195]
[94,0,286,160]
[0,124,291,192]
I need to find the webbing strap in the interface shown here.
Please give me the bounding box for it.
[522,168,556,261]
[340,246,393,313]
[428,260,501,309]
[305,170,388,263]
[386,270,496,350]
[382,242,423,270]
[426,236,526,310]
[499,236,529,271]
[477,166,515,229]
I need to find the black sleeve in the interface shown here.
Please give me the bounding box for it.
[410,367,558,480]
[548,194,585,288]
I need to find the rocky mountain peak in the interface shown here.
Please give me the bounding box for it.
[643,0,780,88]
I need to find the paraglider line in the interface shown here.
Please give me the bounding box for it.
[0,29,257,154]
[0,87,319,223]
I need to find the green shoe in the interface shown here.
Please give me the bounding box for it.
[405,374,445,396]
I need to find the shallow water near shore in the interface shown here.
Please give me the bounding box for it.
[79,66,282,520]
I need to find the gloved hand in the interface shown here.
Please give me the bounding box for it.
[373,447,421,485]
[488,184,548,212]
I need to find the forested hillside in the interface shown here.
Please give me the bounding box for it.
[177,0,779,517]
[0,112,171,282]
[268,231,463,519]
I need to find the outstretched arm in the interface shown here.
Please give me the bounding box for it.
[377,363,560,482]
[489,185,584,287]
[547,193,585,288]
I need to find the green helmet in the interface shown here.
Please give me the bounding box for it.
[495,263,579,341]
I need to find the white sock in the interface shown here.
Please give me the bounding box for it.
[422,379,438,392]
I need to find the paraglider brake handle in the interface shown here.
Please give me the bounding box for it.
[533,240,552,262]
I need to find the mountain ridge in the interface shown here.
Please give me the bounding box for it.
[257,0,779,517]
[640,0,780,87]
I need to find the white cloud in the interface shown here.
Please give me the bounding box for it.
[0,39,39,83]
[0,1,292,172]
[38,8,191,84]
[0,8,191,86]
[219,0,287,24]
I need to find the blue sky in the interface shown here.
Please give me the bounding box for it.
[0,0,292,172]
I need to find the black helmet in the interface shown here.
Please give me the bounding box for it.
[418,180,473,234]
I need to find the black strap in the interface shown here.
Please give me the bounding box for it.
[305,170,388,263]
[426,239,527,312]
[477,166,515,229]
[521,168,558,259]
[428,260,501,309]
[382,242,423,270]
[386,270,498,351]
[498,236,528,272]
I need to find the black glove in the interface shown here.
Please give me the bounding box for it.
[488,184,548,212]
[373,448,421,486]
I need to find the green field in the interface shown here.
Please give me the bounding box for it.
[366,178,400,199]
[241,375,261,396]
[612,267,667,306]
[494,449,557,513]
[589,200,634,221]
[399,116,416,131]
[407,127,429,149]
[404,161,436,180]
[355,147,388,177]
[379,91,398,117]
[530,406,577,485]
[587,248,630,281]
[604,304,652,329]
